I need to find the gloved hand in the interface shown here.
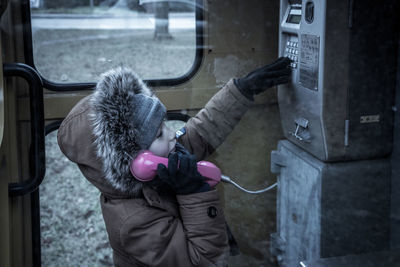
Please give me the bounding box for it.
[157,145,210,195]
[234,57,291,100]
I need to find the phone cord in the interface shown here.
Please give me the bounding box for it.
[220,175,277,194]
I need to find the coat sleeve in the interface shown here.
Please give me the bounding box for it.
[179,79,253,161]
[119,190,228,267]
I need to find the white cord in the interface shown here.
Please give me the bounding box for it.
[221,175,277,194]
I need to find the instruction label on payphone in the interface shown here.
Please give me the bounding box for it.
[299,34,319,91]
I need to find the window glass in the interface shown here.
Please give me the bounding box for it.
[165,119,185,131]
[30,0,197,83]
[41,131,113,265]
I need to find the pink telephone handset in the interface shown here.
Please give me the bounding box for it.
[130,150,221,187]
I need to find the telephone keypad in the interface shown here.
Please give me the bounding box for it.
[285,40,299,68]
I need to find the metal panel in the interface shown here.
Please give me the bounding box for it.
[0,33,11,267]
[271,140,391,266]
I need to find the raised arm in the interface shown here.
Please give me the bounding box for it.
[179,79,253,161]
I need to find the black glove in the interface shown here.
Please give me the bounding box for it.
[157,147,210,195]
[234,57,291,100]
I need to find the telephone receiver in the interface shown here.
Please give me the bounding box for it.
[130,150,222,187]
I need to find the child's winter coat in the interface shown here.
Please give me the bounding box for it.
[57,79,253,266]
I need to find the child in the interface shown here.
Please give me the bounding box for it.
[57,57,290,267]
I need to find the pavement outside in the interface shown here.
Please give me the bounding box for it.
[33,28,196,83]
[42,131,113,266]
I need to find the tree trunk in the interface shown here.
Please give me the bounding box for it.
[154,2,173,40]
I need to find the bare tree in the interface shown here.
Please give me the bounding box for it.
[141,0,173,40]
[154,1,172,40]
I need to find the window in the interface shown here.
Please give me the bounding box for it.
[41,131,113,265]
[30,0,199,83]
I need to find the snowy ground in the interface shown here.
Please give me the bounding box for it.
[41,131,113,266]
[33,28,196,83]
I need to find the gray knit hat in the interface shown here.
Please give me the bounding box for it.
[90,67,166,196]
[129,94,166,148]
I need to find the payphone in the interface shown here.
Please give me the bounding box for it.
[278,0,398,162]
[270,140,391,266]
[271,0,398,266]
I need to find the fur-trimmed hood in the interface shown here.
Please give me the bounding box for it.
[89,67,166,196]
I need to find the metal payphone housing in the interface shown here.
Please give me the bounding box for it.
[270,140,391,266]
[278,0,398,162]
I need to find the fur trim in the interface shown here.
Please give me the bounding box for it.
[89,67,154,196]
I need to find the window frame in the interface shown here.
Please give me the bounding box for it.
[22,0,205,91]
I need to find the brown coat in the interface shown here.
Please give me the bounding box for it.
[57,79,253,266]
